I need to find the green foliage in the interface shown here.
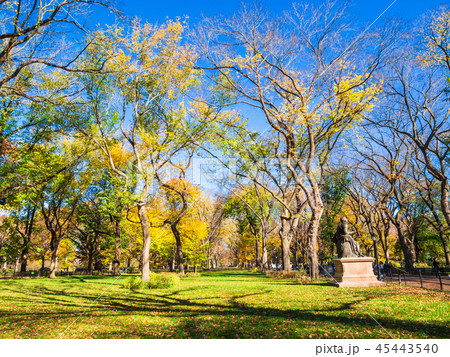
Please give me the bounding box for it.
[319,169,351,259]
[414,262,430,268]
[121,273,180,290]
[415,229,445,262]
[121,276,144,291]
[146,273,180,289]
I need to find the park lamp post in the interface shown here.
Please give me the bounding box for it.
[372,234,380,280]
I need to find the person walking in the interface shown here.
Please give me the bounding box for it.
[384,260,391,275]
[432,258,440,277]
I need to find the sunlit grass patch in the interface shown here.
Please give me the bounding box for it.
[0,270,448,338]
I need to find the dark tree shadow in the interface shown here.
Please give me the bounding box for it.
[0,273,448,339]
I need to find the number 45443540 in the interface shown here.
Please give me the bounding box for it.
[376,344,438,354]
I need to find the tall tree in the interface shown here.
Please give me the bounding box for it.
[349,125,416,270]
[0,0,118,202]
[375,9,450,231]
[198,1,388,278]
[71,21,217,281]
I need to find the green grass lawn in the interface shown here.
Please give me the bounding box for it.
[0,270,448,339]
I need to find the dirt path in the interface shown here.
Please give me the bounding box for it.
[385,273,450,291]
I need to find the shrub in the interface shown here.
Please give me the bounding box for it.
[121,277,144,291]
[146,273,180,289]
[414,262,429,268]
[122,273,180,290]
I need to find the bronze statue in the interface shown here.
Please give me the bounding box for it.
[333,217,364,258]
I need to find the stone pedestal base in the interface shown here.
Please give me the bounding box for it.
[328,257,385,288]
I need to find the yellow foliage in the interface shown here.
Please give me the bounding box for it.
[107,143,133,167]
[418,10,450,68]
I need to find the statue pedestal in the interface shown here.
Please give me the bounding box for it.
[328,257,385,288]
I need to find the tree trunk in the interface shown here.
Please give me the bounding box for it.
[48,231,61,279]
[429,207,450,266]
[87,249,94,274]
[20,241,29,273]
[280,217,293,272]
[279,217,293,271]
[437,223,450,266]
[169,249,176,272]
[383,221,390,262]
[94,231,102,272]
[171,224,184,275]
[19,205,36,273]
[307,208,322,280]
[395,225,414,271]
[137,201,151,282]
[14,257,20,274]
[261,228,268,270]
[255,235,261,268]
[410,237,417,264]
[113,219,121,275]
[440,180,450,228]
[294,243,299,268]
[49,252,58,279]
[94,242,103,272]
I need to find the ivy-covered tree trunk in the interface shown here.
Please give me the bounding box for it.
[49,252,58,279]
[171,223,184,275]
[113,219,121,275]
[49,232,61,279]
[437,223,450,266]
[87,250,94,274]
[377,219,391,263]
[395,225,414,271]
[94,240,103,272]
[20,242,29,273]
[430,207,450,265]
[255,235,261,268]
[15,204,37,273]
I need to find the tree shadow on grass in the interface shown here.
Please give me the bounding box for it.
[0,277,448,339]
[201,272,263,278]
[80,288,448,338]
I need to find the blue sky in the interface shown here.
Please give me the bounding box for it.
[106,0,447,25]
[94,0,448,134]
[89,0,448,192]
